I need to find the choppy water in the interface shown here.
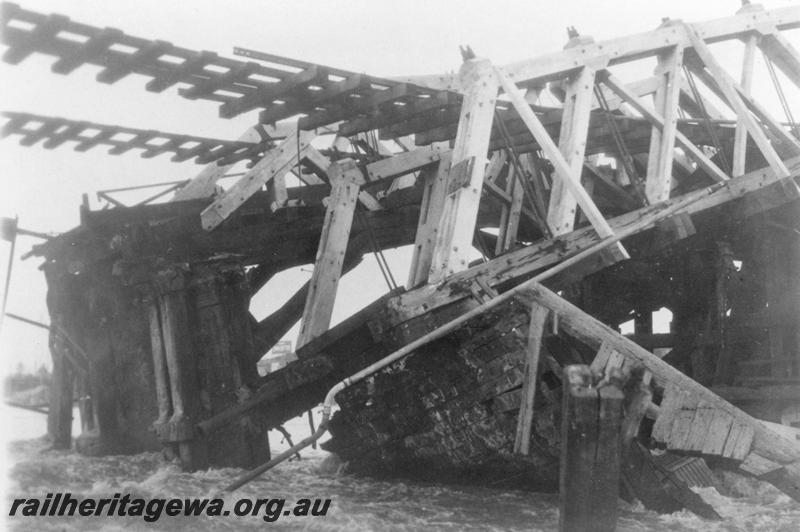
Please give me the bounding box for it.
[3,407,799,531]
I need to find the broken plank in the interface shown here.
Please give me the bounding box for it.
[684,401,716,453]
[701,408,734,457]
[722,421,755,461]
[521,280,800,470]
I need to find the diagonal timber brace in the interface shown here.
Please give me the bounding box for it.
[494,65,629,262]
[201,127,316,231]
[599,71,730,184]
[173,124,272,202]
[389,155,800,322]
[683,24,797,176]
[519,281,800,500]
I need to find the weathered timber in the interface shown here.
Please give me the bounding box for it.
[297,160,362,348]
[519,281,800,499]
[429,58,498,282]
[407,154,452,288]
[599,72,730,184]
[684,25,795,176]
[498,6,800,86]
[559,365,623,532]
[732,33,758,177]
[645,42,683,203]
[388,156,800,322]
[547,66,597,235]
[514,303,549,455]
[0,112,268,169]
[201,127,315,231]
[495,65,629,263]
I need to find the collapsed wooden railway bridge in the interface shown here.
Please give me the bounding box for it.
[2,1,800,526]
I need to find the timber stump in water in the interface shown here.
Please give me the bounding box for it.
[558,365,623,532]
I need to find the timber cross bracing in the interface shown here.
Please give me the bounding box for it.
[3,0,800,345]
[4,1,800,499]
[2,2,799,335]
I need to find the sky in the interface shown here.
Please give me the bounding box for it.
[0,0,798,373]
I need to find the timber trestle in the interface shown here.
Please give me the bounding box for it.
[3,0,800,524]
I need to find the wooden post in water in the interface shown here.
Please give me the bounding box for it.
[559,365,623,532]
[154,266,208,470]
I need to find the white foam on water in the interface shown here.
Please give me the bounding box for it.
[4,409,800,531]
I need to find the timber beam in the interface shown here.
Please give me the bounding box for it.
[519,281,800,500]
[644,41,683,203]
[407,153,452,288]
[494,65,628,261]
[497,6,800,88]
[200,127,316,230]
[599,72,731,184]
[388,156,800,322]
[684,25,799,173]
[428,58,499,283]
[296,160,362,348]
[547,65,598,235]
[1,111,269,167]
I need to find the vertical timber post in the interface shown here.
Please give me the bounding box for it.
[407,153,452,288]
[428,57,498,283]
[547,64,597,235]
[559,365,623,532]
[297,159,361,347]
[155,266,208,470]
[732,33,758,176]
[47,320,75,449]
[645,41,683,203]
[147,293,173,437]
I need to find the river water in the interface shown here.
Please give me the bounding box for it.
[3,406,799,531]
